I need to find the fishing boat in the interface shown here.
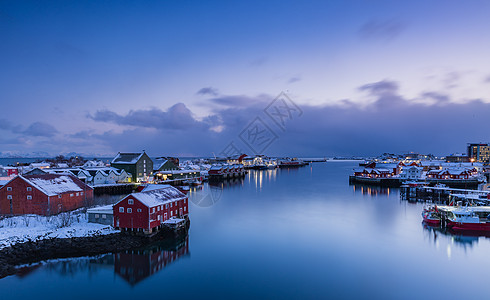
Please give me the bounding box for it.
[446,206,490,232]
[421,205,441,226]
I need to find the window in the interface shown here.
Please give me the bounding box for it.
[184,199,186,203]
[171,211,173,216]
[81,192,84,195]
[102,214,106,219]
[157,206,160,211]
[7,195,12,199]
[184,207,186,212]
[170,202,173,207]
[119,207,124,213]
[76,192,79,196]
[58,195,62,198]
[165,204,168,209]
[127,208,132,213]
[152,208,155,213]
[27,187,32,191]
[95,214,99,218]
[27,195,32,200]
[128,199,134,205]
[7,187,12,191]
[70,194,74,197]
[137,209,142,212]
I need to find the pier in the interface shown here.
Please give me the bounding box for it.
[401,184,490,205]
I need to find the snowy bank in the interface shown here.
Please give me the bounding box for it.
[0,211,118,250]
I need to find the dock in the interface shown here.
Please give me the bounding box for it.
[401,184,490,205]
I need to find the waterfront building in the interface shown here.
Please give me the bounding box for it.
[111,152,153,182]
[87,204,114,226]
[153,157,179,172]
[113,186,188,234]
[467,143,490,164]
[446,153,470,163]
[399,166,424,180]
[0,174,93,216]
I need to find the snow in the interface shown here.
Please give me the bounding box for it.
[163,217,185,224]
[128,186,186,208]
[87,205,114,214]
[24,175,85,196]
[0,211,118,250]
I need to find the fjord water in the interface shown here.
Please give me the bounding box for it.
[2,162,490,299]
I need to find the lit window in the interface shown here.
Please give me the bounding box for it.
[127,208,132,213]
[119,207,124,213]
[128,199,134,205]
[27,195,32,200]
[27,187,32,191]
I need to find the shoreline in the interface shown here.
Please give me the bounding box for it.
[0,220,190,279]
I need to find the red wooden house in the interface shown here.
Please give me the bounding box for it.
[113,185,188,234]
[0,174,93,216]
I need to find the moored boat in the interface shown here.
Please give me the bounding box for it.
[446,207,490,232]
[421,205,441,226]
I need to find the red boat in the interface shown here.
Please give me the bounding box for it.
[421,206,441,226]
[446,207,490,232]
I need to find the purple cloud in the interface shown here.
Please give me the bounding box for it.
[197,87,219,96]
[23,122,58,137]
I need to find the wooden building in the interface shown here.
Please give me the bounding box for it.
[0,174,93,216]
[111,152,153,183]
[113,185,188,234]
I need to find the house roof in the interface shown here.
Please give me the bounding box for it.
[111,152,145,164]
[128,186,186,208]
[153,159,169,171]
[20,174,92,196]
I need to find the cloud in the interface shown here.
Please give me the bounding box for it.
[197,87,219,96]
[249,56,268,67]
[207,94,270,108]
[89,103,207,130]
[358,19,406,41]
[23,122,58,137]
[288,76,302,84]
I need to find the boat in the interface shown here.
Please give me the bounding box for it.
[421,205,441,226]
[278,158,308,167]
[446,206,490,232]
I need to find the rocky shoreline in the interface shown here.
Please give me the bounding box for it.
[0,222,190,279]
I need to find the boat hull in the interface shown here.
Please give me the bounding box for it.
[422,217,441,226]
[447,220,490,232]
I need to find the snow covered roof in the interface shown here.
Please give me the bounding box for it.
[141,184,172,192]
[127,186,186,208]
[21,174,92,196]
[87,205,114,214]
[111,152,145,164]
[153,159,168,171]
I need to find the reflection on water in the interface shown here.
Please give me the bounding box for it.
[13,235,190,286]
[114,236,189,286]
[351,183,397,197]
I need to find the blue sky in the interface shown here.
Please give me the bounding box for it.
[1,0,490,157]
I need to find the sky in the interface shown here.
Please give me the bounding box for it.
[1,0,490,157]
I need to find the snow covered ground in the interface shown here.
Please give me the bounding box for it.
[0,210,118,250]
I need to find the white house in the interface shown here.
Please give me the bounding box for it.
[399,166,423,180]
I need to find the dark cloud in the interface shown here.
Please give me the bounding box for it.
[250,56,268,67]
[359,19,406,41]
[23,122,58,137]
[420,91,450,104]
[197,87,219,96]
[208,94,270,108]
[288,76,302,84]
[89,103,208,130]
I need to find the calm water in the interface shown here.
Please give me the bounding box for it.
[2,162,490,299]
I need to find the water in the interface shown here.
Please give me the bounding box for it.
[2,162,490,299]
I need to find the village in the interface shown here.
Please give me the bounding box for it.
[0,152,313,252]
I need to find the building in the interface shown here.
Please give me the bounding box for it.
[87,205,114,226]
[399,166,423,180]
[0,174,94,216]
[153,157,179,172]
[111,152,153,182]
[446,153,470,163]
[113,186,188,234]
[467,143,490,164]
